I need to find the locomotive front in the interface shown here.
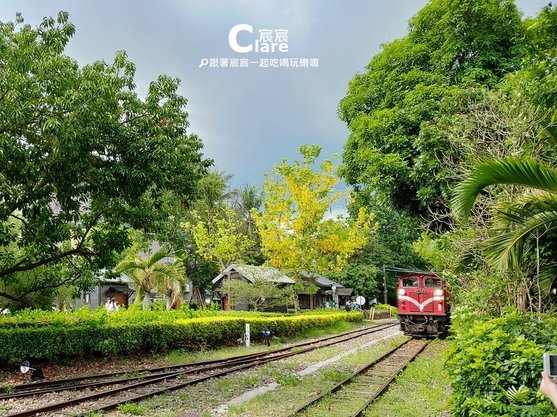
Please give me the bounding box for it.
[396,273,450,337]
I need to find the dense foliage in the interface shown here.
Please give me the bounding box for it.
[0,12,210,307]
[339,0,523,220]
[447,313,557,416]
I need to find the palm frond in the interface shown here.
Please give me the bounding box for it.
[494,190,557,226]
[539,268,557,294]
[146,249,173,267]
[484,210,557,268]
[115,259,145,273]
[453,157,557,219]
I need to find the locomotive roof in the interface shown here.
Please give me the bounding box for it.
[398,272,439,278]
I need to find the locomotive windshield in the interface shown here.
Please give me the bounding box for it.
[424,277,442,288]
[402,277,419,288]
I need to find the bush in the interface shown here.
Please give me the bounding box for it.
[0,311,363,364]
[0,306,287,329]
[447,312,557,416]
[363,304,397,319]
[374,304,398,317]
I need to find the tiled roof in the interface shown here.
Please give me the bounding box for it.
[212,264,295,285]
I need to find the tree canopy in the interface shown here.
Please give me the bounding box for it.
[338,1,557,314]
[339,0,524,221]
[0,12,211,306]
[256,145,372,283]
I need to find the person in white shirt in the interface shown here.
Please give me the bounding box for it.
[105,297,119,312]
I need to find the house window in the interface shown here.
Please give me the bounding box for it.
[83,293,91,304]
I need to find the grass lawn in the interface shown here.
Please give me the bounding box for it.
[364,339,451,417]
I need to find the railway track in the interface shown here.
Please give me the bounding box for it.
[286,338,429,417]
[1,321,398,417]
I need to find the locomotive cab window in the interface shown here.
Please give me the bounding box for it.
[424,277,442,288]
[402,277,419,288]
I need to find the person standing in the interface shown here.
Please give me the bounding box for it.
[262,327,271,346]
[105,297,118,312]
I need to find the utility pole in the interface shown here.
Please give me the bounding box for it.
[383,265,388,304]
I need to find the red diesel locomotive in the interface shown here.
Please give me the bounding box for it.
[396,272,450,337]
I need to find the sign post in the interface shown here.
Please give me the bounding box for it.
[245,323,251,348]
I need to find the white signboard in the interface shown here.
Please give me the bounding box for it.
[355,296,366,306]
[245,323,251,348]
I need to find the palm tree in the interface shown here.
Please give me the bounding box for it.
[452,156,557,292]
[116,248,186,310]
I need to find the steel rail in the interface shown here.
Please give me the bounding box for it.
[3,323,399,417]
[285,338,428,417]
[84,327,401,417]
[350,340,429,417]
[3,324,387,400]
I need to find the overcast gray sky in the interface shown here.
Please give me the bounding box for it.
[0,0,549,194]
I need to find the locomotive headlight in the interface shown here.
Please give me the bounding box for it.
[398,289,406,296]
[434,289,444,297]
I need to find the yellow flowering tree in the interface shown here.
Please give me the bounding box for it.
[255,145,373,309]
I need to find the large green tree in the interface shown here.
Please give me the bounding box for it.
[513,4,557,130]
[339,0,524,222]
[0,12,210,306]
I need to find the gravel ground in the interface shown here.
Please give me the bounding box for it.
[0,354,170,387]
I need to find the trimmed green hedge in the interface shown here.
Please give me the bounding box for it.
[447,312,557,417]
[0,307,287,329]
[0,312,363,364]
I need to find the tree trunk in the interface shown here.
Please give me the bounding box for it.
[294,293,300,314]
[192,284,205,308]
[135,288,144,304]
[165,291,181,310]
[142,294,152,311]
